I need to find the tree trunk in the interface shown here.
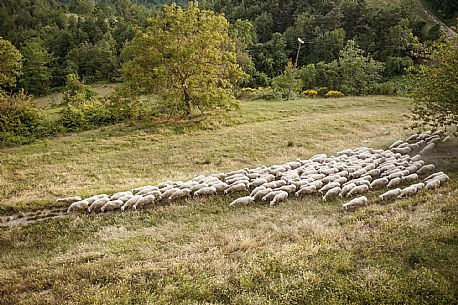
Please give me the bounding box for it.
[183,85,191,117]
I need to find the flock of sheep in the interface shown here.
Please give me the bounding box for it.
[61,131,450,213]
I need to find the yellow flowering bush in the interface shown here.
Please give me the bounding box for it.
[302,89,318,97]
[324,90,345,98]
[240,86,278,100]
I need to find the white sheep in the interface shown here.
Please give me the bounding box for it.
[229,196,255,207]
[391,147,411,154]
[340,183,356,197]
[88,197,110,213]
[194,186,218,196]
[270,191,289,206]
[387,177,402,188]
[342,196,368,210]
[322,186,341,202]
[295,185,317,196]
[249,178,268,189]
[254,188,273,200]
[410,155,422,162]
[425,179,441,190]
[262,190,282,201]
[399,185,419,198]
[223,183,247,194]
[419,142,435,155]
[320,182,341,193]
[118,194,134,203]
[389,140,404,149]
[370,178,389,189]
[85,194,108,204]
[100,200,124,212]
[424,171,444,181]
[366,169,381,177]
[213,182,230,192]
[379,188,402,201]
[132,195,156,210]
[121,195,142,211]
[160,187,180,201]
[250,185,267,197]
[388,171,404,180]
[168,189,191,201]
[274,184,296,193]
[346,185,369,197]
[417,164,435,174]
[412,182,425,190]
[110,191,132,201]
[191,183,208,192]
[402,173,418,183]
[57,196,82,204]
[67,200,90,213]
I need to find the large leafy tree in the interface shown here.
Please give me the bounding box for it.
[120,2,246,116]
[410,41,458,132]
[19,40,52,96]
[0,37,22,94]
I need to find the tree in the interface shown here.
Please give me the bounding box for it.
[19,40,52,96]
[410,41,458,132]
[120,2,246,116]
[337,40,384,95]
[0,37,22,94]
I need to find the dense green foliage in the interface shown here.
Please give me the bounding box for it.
[410,41,458,132]
[0,37,22,94]
[0,0,444,95]
[424,0,458,20]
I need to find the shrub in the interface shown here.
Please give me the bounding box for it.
[0,91,50,145]
[239,86,279,100]
[325,90,345,98]
[317,87,329,97]
[368,82,399,96]
[302,89,318,97]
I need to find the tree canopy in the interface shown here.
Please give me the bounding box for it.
[0,37,22,94]
[120,2,246,116]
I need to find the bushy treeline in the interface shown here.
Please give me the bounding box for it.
[0,0,444,96]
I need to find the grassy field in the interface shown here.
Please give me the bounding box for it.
[0,96,457,304]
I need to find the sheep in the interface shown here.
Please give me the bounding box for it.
[412,182,425,190]
[160,187,180,201]
[261,190,282,201]
[398,185,419,198]
[57,196,82,204]
[229,196,255,207]
[340,183,356,197]
[425,179,441,190]
[118,194,134,203]
[249,178,268,189]
[391,147,411,154]
[321,175,339,184]
[67,200,90,213]
[320,182,341,193]
[274,184,296,193]
[254,188,273,200]
[295,185,317,196]
[168,189,191,201]
[121,195,142,211]
[270,191,289,206]
[387,177,402,188]
[85,194,109,204]
[389,140,404,149]
[195,186,218,196]
[191,183,208,192]
[370,178,389,189]
[322,187,341,202]
[350,168,367,179]
[366,169,381,177]
[433,174,450,184]
[137,187,159,196]
[419,142,435,155]
[99,199,124,212]
[110,191,132,201]
[213,182,229,192]
[223,183,247,194]
[132,195,156,210]
[379,188,402,201]
[388,171,404,180]
[88,197,110,213]
[346,185,369,197]
[424,171,444,181]
[410,154,422,162]
[319,168,338,175]
[402,173,418,183]
[250,185,267,197]
[417,164,435,174]
[342,196,368,210]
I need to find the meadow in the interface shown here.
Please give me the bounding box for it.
[0,96,457,304]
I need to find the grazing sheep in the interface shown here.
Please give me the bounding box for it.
[322,187,341,202]
[137,187,159,195]
[57,196,82,204]
[250,185,267,197]
[402,173,418,183]
[223,183,248,194]
[195,186,218,196]
[350,168,367,179]
[295,185,317,196]
[85,194,109,204]
[254,188,273,200]
[388,171,404,180]
[118,194,134,203]
[121,195,142,211]
[132,195,156,210]
[229,196,255,207]
[391,147,411,154]
[213,182,230,192]
[249,178,268,189]
[433,174,450,184]
[100,200,124,212]
[390,140,404,149]
[274,184,296,193]
[67,200,90,213]
[370,178,389,189]
[320,182,341,194]
[160,188,180,201]
[424,171,444,181]
[346,185,369,197]
[399,185,419,198]
[419,143,435,155]
[88,197,110,213]
[425,179,441,190]
[410,155,422,162]
[379,188,402,201]
[191,183,208,192]
[110,191,132,201]
[417,164,435,175]
[262,190,282,201]
[340,183,356,197]
[342,196,368,210]
[366,169,381,177]
[270,191,289,206]
[412,182,425,190]
[387,177,402,188]
[168,189,191,201]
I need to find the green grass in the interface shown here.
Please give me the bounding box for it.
[0,96,457,304]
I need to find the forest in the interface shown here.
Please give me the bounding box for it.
[0,0,451,96]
